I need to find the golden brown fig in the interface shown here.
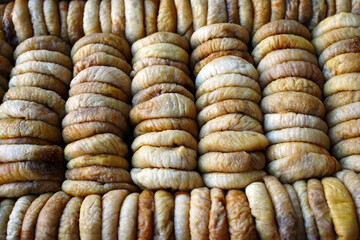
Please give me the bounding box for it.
[6,195,36,240]
[118,193,140,240]
[132,32,189,55]
[67,154,129,170]
[264,176,297,240]
[28,0,48,36]
[12,57,72,84]
[0,199,15,240]
[64,133,128,161]
[264,113,328,133]
[174,192,191,240]
[262,77,322,99]
[252,19,311,46]
[199,113,263,139]
[209,188,229,239]
[198,131,268,154]
[72,43,125,64]
[189,187,210,239]
[9,73,68,99]
[174,0,192,35]
[259,61,324,88]
[198,151,265,173]
[322,177,359,240]
[65,93,131,120]
[206,0,227,24]
[190,38,248,65]
[251,0,271,36]
[132,146,197,170]
[144,0,159,35]
[329,119,360,144]
[284,184,306,240]
[0,161,63,185]
[226,189,257,239]
[293,181,319,239]
[196,73,261,98]
[133,118,198,138]
[131,130,197,152]
[266,127,330,150]
[257,48,318,74]
[157,0,176,32]
[0,119,62,144]
[190,0,207,31]
[69,82,129,103]
[312,12,360,38]
[99,0,111,34]
[137,190,155,240]
[43,0,60,36]
[336,170,360,229]
[323,53,360,80]
[298,0,312,25]
[0,181,61,198]
[16,50,72,70]
[124,0,145,44]
[238,0,253,33]
[73,52,131,76]
[0,100,60,126]
[58,196,83,240]
[268,152,340,183]
[12,0,33,42]
[132,83,193,106]
[0,144,63,163]
[67,0,85,45]
[245,182,280,240]
[111,0,125,37]
[312,27,360,55]
[308,0,327,30]
[252,34,315,65]
[4,86,65,118]
[323,73,360,97]
[83,0,101,35]
[196,86,260,111]
[261,92,325,118]
[21,193,53,240]
[79,195,102,240]
[70,66,131,96]
[198,99,264,127]
[35,192,71,239]
[62,180,138,197]
[131,168,204,191]
[14,35,70,60]
[196,55,258,88]
[193,50,254,77]
[131,57,190,77]
[59,1,69,41]
[132,43,189,66]
[203,171,267,189]
[62,107,129,131]
[131,65,194,95]
[325,102,360,127]
[154,190,175,239]
[71,33,130,61]
[333,137,360,159]
[130,93,196,125]
[66,166,132,183]
[190,23,249,48]
[102,190,128,240]
[266,142,329,162]
[270,0,286,20]
[307,179,336,240]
